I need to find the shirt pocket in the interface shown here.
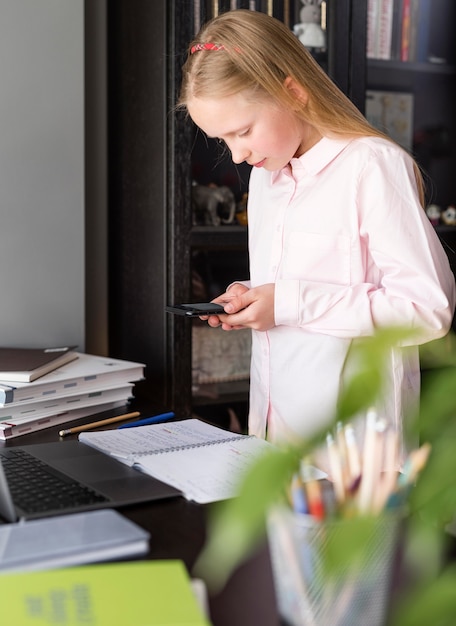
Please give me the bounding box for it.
[283,232,351,285]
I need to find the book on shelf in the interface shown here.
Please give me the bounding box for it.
[367,0,394,60]
[0,346,77,383]
[400,0,412,61]
[0,509,150,573]
[367,0,433,63]
[414,0,430,62]
[0,352,145,406]
[0,400,127,440]
[79,418,272,504]
[0,560,210,626]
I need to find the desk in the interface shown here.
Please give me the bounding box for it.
[1,407,281,626]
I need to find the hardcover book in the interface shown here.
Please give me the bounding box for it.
[0,352,144,406]
[0,346,77,383]
[0,559,210,625]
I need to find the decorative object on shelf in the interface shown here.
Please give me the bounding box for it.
[192,325,251,386]
[425,203,441,226]
[441,204,456,226]
[365,90,414,152]
[293,0,326,51]
[236,192,248,226]
[191,182,236,226]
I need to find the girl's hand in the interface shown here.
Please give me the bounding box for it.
[201,283,250,328]
[213,284,276,331]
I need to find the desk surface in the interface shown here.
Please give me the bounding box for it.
[1,406,281,626]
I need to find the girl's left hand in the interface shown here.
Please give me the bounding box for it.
[218,283,276,331]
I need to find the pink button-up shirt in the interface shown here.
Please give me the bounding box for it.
[244,136,455,447]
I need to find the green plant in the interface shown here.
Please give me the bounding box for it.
[195,328,456,624]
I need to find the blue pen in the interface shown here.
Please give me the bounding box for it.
[118,411,175,429]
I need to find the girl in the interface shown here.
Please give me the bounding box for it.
[178,10,455,453]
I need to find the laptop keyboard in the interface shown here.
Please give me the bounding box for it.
[0,448,109,514]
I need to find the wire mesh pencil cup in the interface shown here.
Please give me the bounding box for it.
[267,506,402,626]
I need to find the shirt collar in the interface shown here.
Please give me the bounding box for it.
[271,136,352,183]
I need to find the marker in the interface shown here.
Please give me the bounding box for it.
[118,411,175,429]
[289,473,309,514]
[304,478,325,520]
[302,462,325,520]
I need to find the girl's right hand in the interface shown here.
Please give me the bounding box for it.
[211,283,276,331]
[206,283,250,329]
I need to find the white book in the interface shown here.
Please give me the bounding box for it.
[0,509,149,572]
[0,400,127,440]
[366,0,380,58]
[0,384,134,423]
[377,0,394,59]
[79,419,272,504]
[0,352,144,406]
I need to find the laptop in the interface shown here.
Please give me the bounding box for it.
[0,440,182,523]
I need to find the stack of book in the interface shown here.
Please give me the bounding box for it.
[367,0,433,62]
[0,347,144,440]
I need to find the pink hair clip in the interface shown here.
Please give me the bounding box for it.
[190,42,225,54]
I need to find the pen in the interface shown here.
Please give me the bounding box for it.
[118,411,175,429]
[59,411,140,437]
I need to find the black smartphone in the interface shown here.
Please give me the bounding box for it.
[165,303,226,317]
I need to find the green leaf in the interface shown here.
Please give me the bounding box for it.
[390,564,456,626]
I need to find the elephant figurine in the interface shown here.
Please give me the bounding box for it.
[192,183,236,226]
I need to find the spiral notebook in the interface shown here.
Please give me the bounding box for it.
[79,419,272,504]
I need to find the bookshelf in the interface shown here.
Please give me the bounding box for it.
[365,1,456,314]
[104,0,455,418]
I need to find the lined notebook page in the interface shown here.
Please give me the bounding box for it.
[79,419,247,460]
[137,435,272,503]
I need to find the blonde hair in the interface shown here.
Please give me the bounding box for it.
[179,9,425,205]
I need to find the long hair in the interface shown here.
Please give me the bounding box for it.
[179,9,425,205]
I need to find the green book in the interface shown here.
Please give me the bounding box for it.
[0,560,210,625]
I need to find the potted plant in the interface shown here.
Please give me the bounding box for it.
[195,328,456,625]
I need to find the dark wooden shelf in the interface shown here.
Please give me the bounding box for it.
[368,59,456,75]
[435,224,456,234]
[190,225,248,249]
[192,379,249,407]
